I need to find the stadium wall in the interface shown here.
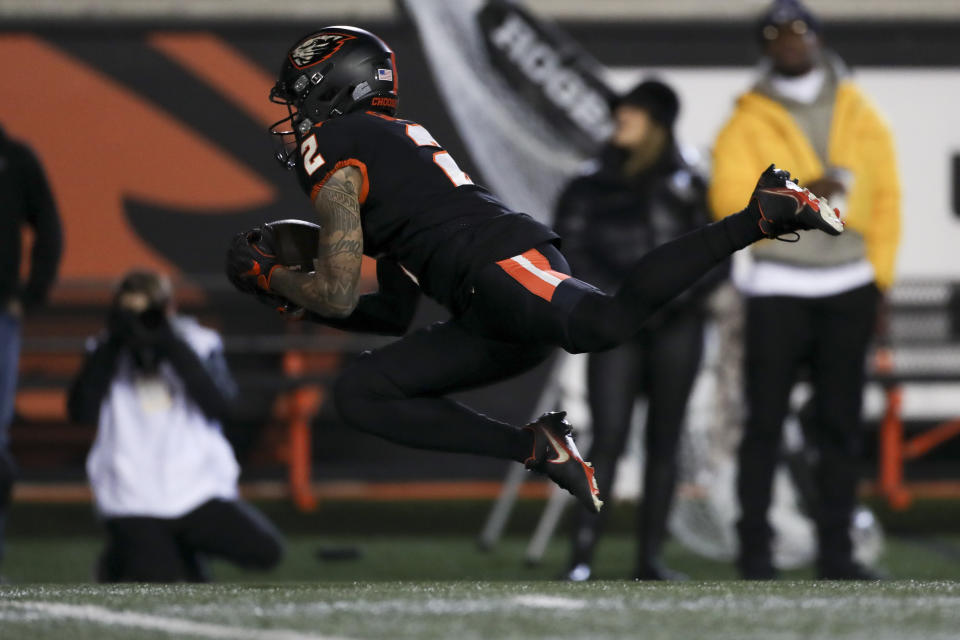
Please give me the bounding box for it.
[0,19,955,284]
[1,17,958,482]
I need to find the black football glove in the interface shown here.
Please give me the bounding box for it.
[226,226,299,312]
[227,226,279,293]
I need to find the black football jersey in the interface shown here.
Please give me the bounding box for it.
[292,110,557,310]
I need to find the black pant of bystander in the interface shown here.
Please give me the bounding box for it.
[97,498,284,583]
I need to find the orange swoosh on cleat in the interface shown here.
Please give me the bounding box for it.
[542,429,570,464]
[242,261,261,277]
[763,183,821,212]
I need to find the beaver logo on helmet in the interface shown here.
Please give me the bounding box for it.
[289,32,356,69]
[269,26,399,169]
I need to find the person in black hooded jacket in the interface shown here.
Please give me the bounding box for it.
[554,80,726,581]
[0,123,62,572]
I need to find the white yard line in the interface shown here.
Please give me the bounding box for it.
[0,600,357,640]
[511,595,591,609]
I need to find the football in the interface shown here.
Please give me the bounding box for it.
[266,218,321,270]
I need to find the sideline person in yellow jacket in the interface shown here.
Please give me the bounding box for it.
[709,0,900,580]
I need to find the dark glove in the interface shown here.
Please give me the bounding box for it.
[226,226,296,311]
[107,307,140,346]
[111,303,173,344]
[106,306,171,371]
[226,226,280,293]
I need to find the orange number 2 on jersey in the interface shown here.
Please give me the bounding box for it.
[405,124,474,188]
[300,134,325,176]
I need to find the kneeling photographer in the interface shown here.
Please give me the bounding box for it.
[68,270,283,582]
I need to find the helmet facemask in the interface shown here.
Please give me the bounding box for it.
[267,99,301,170]
[268,65,333,170]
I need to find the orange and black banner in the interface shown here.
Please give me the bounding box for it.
[2,19,955,287]
[0,23,467,286]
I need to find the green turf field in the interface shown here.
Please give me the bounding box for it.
[2,579,960,640]
[2,533,960,639]
[3,499,960,638]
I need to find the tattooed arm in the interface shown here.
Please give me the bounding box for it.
[271,166,364,318]
[303,256,421,336]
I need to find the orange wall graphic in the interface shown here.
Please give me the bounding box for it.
[148,32,283,127]
[0,33,280,280]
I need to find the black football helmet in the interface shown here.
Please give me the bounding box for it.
[269,26,399,169]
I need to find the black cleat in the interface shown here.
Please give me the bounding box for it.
[750,164,844,239]
[524,411,603,514]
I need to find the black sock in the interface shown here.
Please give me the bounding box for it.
[616,206,760,311]
[713,206,764,255]
[566,207,761,352]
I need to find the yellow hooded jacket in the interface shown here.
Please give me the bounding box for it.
[708,81,901,289]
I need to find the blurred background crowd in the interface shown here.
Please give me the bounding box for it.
[1,0,958,583]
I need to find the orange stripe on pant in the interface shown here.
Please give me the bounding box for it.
[496,249,570,302]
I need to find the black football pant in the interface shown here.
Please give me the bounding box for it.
[334,209,762,463]
[97,498,284,582]
[736,283,878,573]
[569,311,704,572]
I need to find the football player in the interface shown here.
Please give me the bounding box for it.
[227,27,843,514]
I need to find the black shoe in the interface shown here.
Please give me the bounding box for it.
[817,560,884,580]
[524,411,603,514]
[634,560,689,581]
[738,555,779,580]
[750,164,845,239]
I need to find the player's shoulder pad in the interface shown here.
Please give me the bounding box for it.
[355,110,428,136]
[311,110,404,155]
[328,109,404,131]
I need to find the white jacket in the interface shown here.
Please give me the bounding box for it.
[86,317,240,519]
